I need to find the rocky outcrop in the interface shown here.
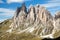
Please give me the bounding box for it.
[27,5,36,24]
[10,3,27,30]
[54,11,60,30]
[51,11,60,38]
[35,4,53,24]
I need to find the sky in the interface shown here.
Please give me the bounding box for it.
[0,0,60,22]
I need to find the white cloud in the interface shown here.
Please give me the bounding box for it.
[7,0,32,3]
[41,3,60,8]
[47,0,60,3]
[0,8,15,22]
[0,8,15,16]
[0,0,4,3]
[40,0,60,8]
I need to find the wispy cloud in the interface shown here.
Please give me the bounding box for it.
[47,0,60,3]
[41,3,60,8]
[41,0,60,8]
[7,0,32,3]
[0,0,4,3]
[0,8,14,13]
[0,8,15,16]
[0,8,15,22]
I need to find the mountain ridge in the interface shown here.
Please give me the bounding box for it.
[0,3,60,40]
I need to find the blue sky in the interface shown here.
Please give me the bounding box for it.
[0,0,60,22]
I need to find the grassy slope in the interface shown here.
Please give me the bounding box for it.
[0,19,12,32]
[53,30,60,38]
[0,32,42,40]
[0,19,42,40]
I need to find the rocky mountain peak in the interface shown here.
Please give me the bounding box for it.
[6,4,60,39]
[53,11,60,30]
[12,4,53,31]
[35,5,52,23]
[36,4,40,8]
[21,3,27,12]
[55,11,60,19]
[55,11,60,16]
[27,5,36,24]
[29,5,35,13]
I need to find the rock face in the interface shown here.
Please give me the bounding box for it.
[7,3,60,39]
[27,5,36,24]
[13,3,27,30]
[52,11,60,38]
[53,11,60,31]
